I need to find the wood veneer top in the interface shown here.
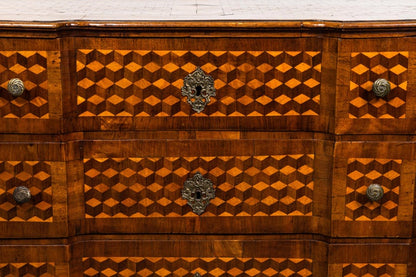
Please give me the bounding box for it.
[0,0,416,22]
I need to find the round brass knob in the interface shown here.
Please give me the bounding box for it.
[366,183,384,202]
[372,78,390,97]
[13,186,31,204]
[7,78,25,97]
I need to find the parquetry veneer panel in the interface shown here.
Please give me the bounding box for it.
[349,52,408,119]
[0,161,53,222]
[342,263,404,277]
[0,262,55,277]
[82,257,313,277]
[83,155,314,218]
[345,158,401,221]
[0,51,49,119]
[75,48,322,132]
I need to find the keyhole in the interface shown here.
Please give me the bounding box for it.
[195,85,202,96]
[195,190,202,200]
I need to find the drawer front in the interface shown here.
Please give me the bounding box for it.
[0,42,62,133]
[0,51,49,119]
[75,239,326,276]
[330,263,407,277]
[328,243,410,277]
[0,244,68,277]
[0,143,67,237]
[76,139,331,235]
[331,141,416,237]
[83,257,313,277]
[0,262,56,276]
[336,38,416,134]
[73,38,329,132]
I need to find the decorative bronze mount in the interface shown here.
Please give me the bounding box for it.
[372,78,390,97]
[181,67,216,113]
[13,186,31,204]
[182,172,215,215]
[366,183,384,202]
[7,78,25,97]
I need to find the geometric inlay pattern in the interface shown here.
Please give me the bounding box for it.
[83,257,313,277]
[0,262,55,276]
[0,51,49,118]
[0,161,52,222]
[84,155,314,218]
[345,158,401,221]
[77,50,321,117]
[342,263,397,277]
[349,52,408,119]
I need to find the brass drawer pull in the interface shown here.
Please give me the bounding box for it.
[366,183,384,201]
[13,186,31,204]
[194,273,201,277]
[7,78,25,97]
[182,172,215,215]
[181,67,216,113]
[372,78,390,97]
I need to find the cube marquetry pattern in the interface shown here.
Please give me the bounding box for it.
[342,263,398,277]
[84,155,314,218]
[77,50,321,117]
[349,52,408,119]
[0,262,55,277]
[0,161,52,222]
[0,51,49,118]
[83,257,313,277]
[345,158,401,221]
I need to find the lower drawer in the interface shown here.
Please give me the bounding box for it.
[0,244,68,276]
[73,238,327,276]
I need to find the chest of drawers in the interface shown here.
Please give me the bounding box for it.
[0,20,415,277]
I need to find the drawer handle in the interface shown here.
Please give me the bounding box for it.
[181,67,216,113]
[13,186,31,204]
[372,78,390,97]
[366,183,384,201]
[194,273,201,277]
[7,78,25,97]
[182,172,215,215]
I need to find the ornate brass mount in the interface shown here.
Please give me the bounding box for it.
[182,172,215,215]
[366,183,384,202]
[372,78,390,97]
[181,67,216,113]
[7,78,25,97]
[13,186,31,204]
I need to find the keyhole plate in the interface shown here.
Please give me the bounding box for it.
[182,172,215,215]
[181,67,216,113]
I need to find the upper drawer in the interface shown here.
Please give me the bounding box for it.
[71,37,331,132]
[0,38,62,133]
[335,38,415,134]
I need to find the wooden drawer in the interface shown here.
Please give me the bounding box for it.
[73,238,326,276]
[336,38,416,134]
[70,138,331,235]
[0,143,67,238]
[331,141,416,237]
[328,243,410,277]
[69,37,333,132]
[0,243,68,276]
[0,39,62,133]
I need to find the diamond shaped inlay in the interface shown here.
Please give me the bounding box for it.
[84,155,314,218]
[83,257,313,277]
[77,50,321,117]
[345,158,401,221]
[349,52,408,119]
